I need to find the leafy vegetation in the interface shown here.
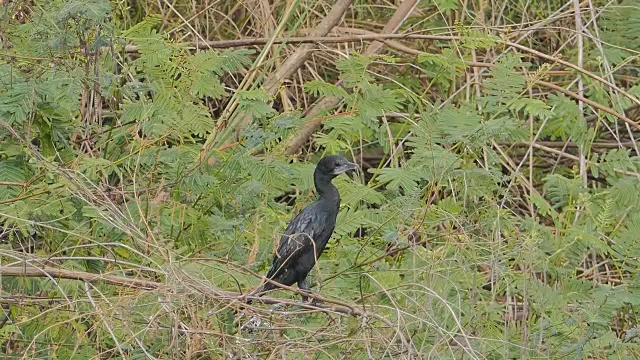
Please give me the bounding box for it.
[1,0,639,358]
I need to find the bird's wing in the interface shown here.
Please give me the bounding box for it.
[265,210,316,279]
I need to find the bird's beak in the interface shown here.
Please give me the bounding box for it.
[333,161,358,175]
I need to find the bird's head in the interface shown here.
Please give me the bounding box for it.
[316,155,358,178]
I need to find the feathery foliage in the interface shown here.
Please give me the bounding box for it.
[1,0,640,358]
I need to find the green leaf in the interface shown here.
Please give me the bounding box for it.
[478,53,528,112]
[236,90,277,119]
[303,80,349,98]
[336,53,375,87]
[56,0,111,23]
[189,71,226,99]
[369,166,423,192]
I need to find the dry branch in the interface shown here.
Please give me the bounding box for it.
[122,33,459,52]
[261,0,352,94]
[0,264,416,352]
[0,266,161,290]
[231,0,352,137]
[285,0,419,155]
[536,80,640,131]
[0,265,391,321]
[122,28,640,155]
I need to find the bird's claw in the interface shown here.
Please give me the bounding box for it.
[310,298,323,306]
[301,291,323,305]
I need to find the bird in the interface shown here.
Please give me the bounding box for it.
[249,155,358,302]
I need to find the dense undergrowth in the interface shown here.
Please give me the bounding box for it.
[1,0,640,358]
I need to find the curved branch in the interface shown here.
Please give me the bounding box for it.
[285,0,419,155]
[0,266,161,290]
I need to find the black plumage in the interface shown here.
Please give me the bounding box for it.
[251,155,357,301]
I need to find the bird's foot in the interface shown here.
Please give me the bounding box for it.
[301,291,323,305]
[310,297,323,306]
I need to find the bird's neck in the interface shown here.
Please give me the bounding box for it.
[314,172,340,204]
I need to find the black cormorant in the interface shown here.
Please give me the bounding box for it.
[250,155,357,301]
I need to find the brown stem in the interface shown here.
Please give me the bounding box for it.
[0,266,161,290]
[285,0,420,155]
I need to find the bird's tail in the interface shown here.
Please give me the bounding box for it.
[247,262,279,303]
